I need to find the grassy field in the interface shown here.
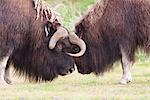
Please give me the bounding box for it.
[0,61,150,100]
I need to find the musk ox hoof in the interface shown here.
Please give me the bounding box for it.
[119,78,132,85]
[119,79,127,85]
[4,78,12,84]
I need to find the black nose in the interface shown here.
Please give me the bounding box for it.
[78,68,92,74]
[69,67,75,73]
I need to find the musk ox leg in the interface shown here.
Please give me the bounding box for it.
[119,47,133,85]
[0,56,9,85]
[4,63,11,84]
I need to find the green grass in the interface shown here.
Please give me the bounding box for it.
[46,0,96,30]
[0,62,150,100]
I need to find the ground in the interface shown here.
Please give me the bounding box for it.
[0,61,149,100]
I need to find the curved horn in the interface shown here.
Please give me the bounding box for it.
[66,32,86,57]
[45,26,69,49]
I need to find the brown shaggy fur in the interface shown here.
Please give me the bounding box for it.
[0,0,75,82]
[74,0,150,75]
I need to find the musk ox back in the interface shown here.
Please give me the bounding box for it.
[74,0,150,84]
[0,0,78,84]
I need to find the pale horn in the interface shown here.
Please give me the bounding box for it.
[45,26,69,49]
[45,26,86,57]
[66,32,86,57]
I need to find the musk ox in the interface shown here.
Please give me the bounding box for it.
[72,0,150,84]
[0,0,86,84]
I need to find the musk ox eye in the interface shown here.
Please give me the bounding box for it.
[45,22,57,37]
[75,23,85,37]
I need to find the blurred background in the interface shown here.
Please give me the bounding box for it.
[46,0,96,30]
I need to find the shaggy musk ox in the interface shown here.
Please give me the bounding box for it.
[0,0,86,84]
[72,0,150,84]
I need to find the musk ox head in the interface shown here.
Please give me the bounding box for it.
[71,22,93,74]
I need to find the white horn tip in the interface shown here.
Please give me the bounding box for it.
[66,50,86,57]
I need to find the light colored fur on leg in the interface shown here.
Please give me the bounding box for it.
[4,66,11,84]
[119,47,133,85]
[0,56,9,85]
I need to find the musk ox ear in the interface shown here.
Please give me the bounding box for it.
[45,21,57,37]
